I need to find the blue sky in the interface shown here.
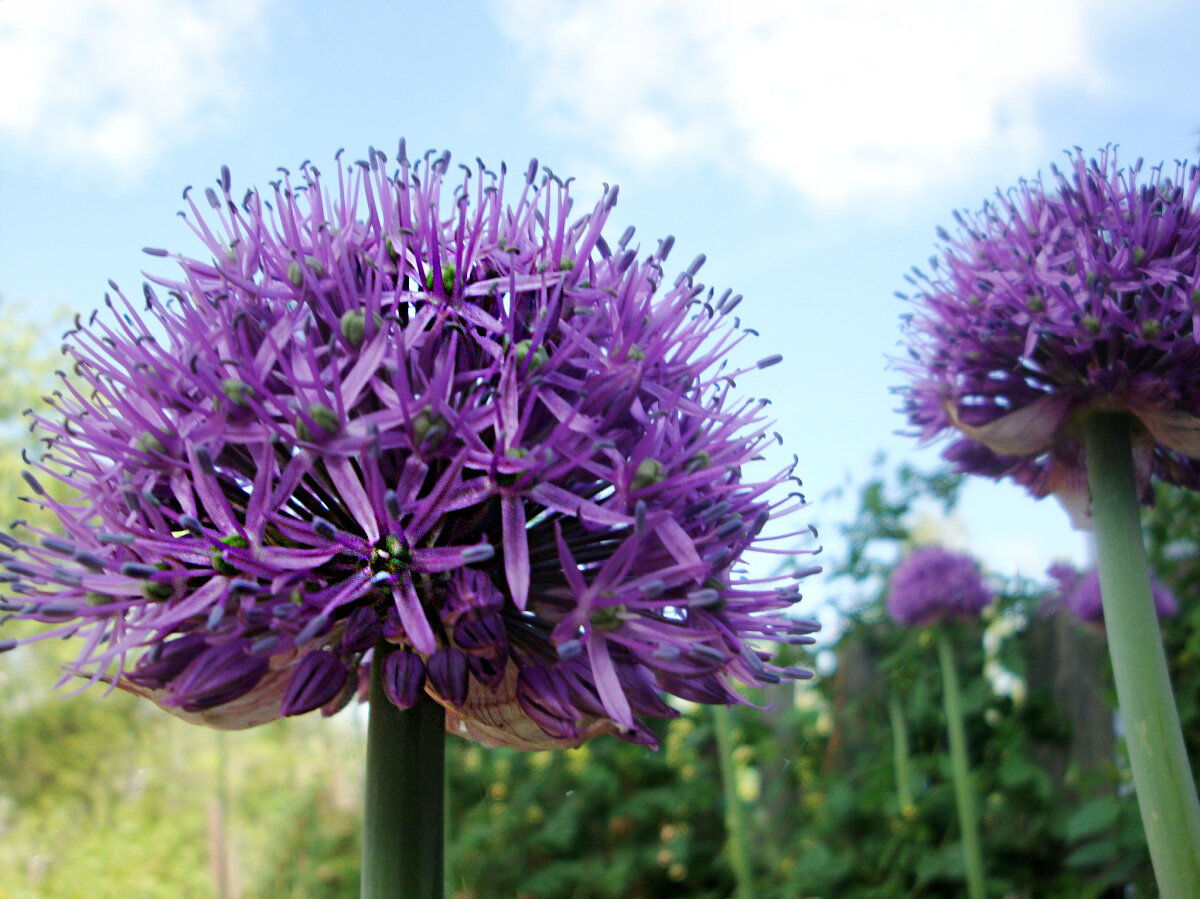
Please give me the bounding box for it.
[2,0,1199,614]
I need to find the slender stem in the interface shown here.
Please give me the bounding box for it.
[212,731,234,899]
[937,629,985,899]
[1084,411,1200,897]
[889,695,915,810]
[361,646,445,899]
[713,704,755,899]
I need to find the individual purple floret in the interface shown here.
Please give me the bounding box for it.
[1048,563,1178,624]
[897,148,1200,525]
[0,145,819,749]
[886,546,993,627]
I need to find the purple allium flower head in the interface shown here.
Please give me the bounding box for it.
[0,145,818,749]
[886,546,993,627]
[898,149,1200,525]
[1048,563,1178,624]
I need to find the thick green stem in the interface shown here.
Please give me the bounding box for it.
[937,629,985,899]
[713,704,755,899]
[361,646,445,899]
[1084,411,1200,897]
[889,695,915,810]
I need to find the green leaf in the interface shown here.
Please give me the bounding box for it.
[1065,796,1121,841]
[1065,837,1119,869]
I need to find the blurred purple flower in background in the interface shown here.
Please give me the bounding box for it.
[897,148,1200,525]
[1048,562,1178,624]
[0,145,818,749]
[886,545,993,626]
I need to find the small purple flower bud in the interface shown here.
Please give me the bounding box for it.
[341,606,382,654]
[516,666,580,741]
[426,647,469,708]
[382,648,426,711]
[170,642,270,712]
[126,633,210,688]
[452,611,506,653]
[281,650,349,717]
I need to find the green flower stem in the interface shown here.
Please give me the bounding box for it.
[937,629,985,899]
[361,645,445,899]
[889,695,915,810]
[1084,411,1200,897]
[713,704,755,899]
[213,731,234,899]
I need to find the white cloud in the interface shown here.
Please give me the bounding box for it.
[491,0,1106,205]
[0,0,270,179]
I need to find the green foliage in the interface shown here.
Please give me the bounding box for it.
[766,460,1160,897]
[443,719,731,898]
[250,784,361,898]
[1144,480,1200,777]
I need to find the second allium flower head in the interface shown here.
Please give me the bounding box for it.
[887,546,992,627]
[0,145,817,749]
[898,148,1200,523]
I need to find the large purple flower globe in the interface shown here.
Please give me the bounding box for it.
[886,546,993,626]
[0,146,817,749]
[898,149,1200,524]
